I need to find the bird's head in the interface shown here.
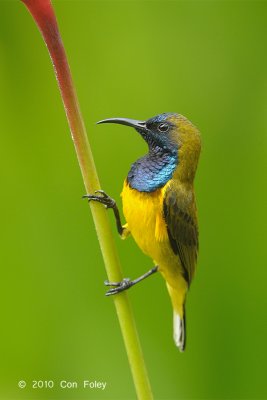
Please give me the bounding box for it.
[97,112,201,182]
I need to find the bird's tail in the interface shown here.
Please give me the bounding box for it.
[166,281,187,351]
[173,308,186,352]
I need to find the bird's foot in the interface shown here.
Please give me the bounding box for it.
[83,190,115,209]
[104,267,158,296]
[104,278,133,296]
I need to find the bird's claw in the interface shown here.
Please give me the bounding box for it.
[83,190,115,209]
[104,278,132,296]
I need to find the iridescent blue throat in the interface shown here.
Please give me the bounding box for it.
[127,148,178,192]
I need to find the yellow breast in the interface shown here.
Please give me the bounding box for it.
[121,180,169,260]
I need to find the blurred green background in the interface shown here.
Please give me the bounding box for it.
[1,1,267,399]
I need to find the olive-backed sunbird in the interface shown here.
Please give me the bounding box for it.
[84,113,201,351]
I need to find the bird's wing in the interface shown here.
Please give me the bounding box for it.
[163,183,198,285]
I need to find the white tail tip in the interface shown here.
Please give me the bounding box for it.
[173,312,185,352]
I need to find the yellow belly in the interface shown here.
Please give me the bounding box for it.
[121,181,168,259]
[121,180,187,314]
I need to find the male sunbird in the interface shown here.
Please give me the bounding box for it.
[84,113,201,351]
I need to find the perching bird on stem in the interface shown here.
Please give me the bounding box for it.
[84,113,201,351]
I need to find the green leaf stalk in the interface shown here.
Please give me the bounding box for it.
[20,1,153,398]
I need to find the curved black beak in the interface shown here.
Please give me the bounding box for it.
[97,117,147,133]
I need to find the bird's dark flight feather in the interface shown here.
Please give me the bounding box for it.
[163,183,198,285]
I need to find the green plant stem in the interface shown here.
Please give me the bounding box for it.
[21,1,153,399]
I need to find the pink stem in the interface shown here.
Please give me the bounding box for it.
[21,0,98,190]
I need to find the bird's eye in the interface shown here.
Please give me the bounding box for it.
[158,123,169,132]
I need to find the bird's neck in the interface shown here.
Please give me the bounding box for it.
[127,146,178,193]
